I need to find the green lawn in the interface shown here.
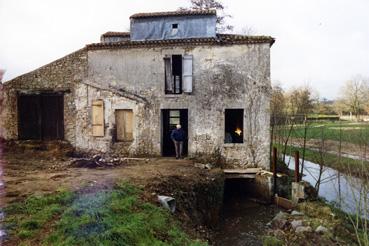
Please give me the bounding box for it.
[3,183,206,246]
[275,121,369,145]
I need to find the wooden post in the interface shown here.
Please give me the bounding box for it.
[294,150,300,182]
[272,147,277,195]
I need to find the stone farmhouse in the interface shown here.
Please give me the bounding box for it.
[0,10,274,169]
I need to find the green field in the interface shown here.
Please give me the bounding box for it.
[275,121,369,145]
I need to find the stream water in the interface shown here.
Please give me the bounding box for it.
[213,179,280,246]
[214,198,279,246]
[287,156,369,217]
[214,157,369,245]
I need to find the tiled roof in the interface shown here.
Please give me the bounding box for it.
[87,34,275,50]
[130,10,216,19]
[101,32,130,37]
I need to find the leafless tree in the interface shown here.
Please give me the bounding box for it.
[286,86,315,116]
[339,75,369,119]
[241,26,255,35]
[0,69,5,83]
[179,0,233,32]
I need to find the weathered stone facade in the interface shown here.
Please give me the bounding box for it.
[0,49,87,145]
[0,11,274,170]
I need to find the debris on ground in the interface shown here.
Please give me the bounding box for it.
[265,201,361,245]
[69,156,150,168]
[157,195,176,213]
[194,163,214,170]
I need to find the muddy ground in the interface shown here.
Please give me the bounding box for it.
[0,141,225,242]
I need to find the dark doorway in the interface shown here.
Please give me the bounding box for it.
[18,93,64,140]
[162,109,188,156]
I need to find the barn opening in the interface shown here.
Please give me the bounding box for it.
[224,109,244,143]
[18,92,64,140]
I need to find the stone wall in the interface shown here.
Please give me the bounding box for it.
[0,42,272,169]
[84,43,271,169]
[0,49,88,145]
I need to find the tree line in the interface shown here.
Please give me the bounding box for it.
[271,75,369,121]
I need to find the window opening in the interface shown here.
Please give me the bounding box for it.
[224,109,244,143]
[165,55,182,94]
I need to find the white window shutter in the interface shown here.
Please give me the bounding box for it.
[182,55,193,93]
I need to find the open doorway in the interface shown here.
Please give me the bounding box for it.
[161,109,188,156]
[18,93,64,140]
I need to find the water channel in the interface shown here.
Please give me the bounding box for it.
[287,155,369,216]
[214,157,369,245]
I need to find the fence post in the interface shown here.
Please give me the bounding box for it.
[272,147,277,195]
[294,150,300,182]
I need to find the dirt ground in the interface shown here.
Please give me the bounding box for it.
[0,141,221,208]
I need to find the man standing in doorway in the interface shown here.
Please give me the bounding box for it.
[171,124,185,159]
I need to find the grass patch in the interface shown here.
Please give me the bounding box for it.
[4,190,74,241]
[275,121,369,145]
[262,236,283,246]
[3,183,206,246]
[276,143,369,177]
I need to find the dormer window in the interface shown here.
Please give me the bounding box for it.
[171,23,179,36]
[164,54,193,94]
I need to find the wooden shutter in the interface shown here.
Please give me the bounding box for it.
[92,100,104,137]
[116,109,133,141]
[164,56,173,93]
[182,55,193,93]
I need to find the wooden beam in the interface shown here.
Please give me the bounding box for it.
[223,168,262,174]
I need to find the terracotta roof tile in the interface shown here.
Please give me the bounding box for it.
[87,34,275,50]
[130,10,216,19]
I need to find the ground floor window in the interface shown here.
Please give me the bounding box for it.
[115,109,133,141]
[224,109,244,143]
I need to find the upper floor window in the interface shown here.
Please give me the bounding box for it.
[164,55,182,94]
[164,54,193,94]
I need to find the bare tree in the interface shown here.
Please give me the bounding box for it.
[333,99,347,116]
[286,86,315,116]
[270,83,286,126]
[179,0,233,32]
[0,69,5,83]
[241,26,255,35]
[339,75,369,119]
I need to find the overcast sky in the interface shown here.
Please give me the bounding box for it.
[0,0,368,99]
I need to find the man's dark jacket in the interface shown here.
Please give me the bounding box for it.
[171,128,186,141]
